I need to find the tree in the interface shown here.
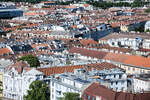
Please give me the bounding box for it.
[60,92,82,100]
[18,54,40,68]
[24,80,50,100]
[145,8,150,13]
[135,25,144,32]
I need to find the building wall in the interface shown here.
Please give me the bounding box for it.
[143,40,150,49]
[0,71,3,98]
[133,78,150,93]
[82,91,104,100]
[120,64,150,75]
[50,79,82,100]
[3,68,43,100]
[120,25,128,32]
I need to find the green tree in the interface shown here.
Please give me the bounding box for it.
[60,92,82,100]
[135,25,144,32]
[24,80,50,100]
[145,8,150,13]
[18,54,40,68]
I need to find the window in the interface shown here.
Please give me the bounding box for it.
[114,75,116,78]
[116,88,118,91]
[52,94,54,98]
[121,81,124,85]
[116,82,118,85]
[56,90,61,95]
[112,42,115,45]
[52,82,54,86]
[88,95,91,100]
[121,87,124,91]
[93,96,95,100]
[128,67,130,71]
[119,75,122,79]
[133,68,135,71]
[84,94,87,99]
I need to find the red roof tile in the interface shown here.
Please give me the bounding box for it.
[0,48,12,55]
[37,65,83,76]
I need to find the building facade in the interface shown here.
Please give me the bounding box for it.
[3,62,44,100]
[50,70,91,100]
[132,74,150,93]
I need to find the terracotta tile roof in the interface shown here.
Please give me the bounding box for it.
[69,47,150,68]
[80,39,98,46]
[84,4,89,7]
[69,47,108,59]
[83,82,116,100]
[86,62,119,71]
[37,65,83,76]
[41,1,55,3]
[92,44,132,53]
[104,52,129,63]
[72,25,77,29]
[100,33,150,41]
[31,43,48,50]
[24,12,46,16]
[137,48,150,52]
[124,56,150,68]
[0,48,12,55]
[82,82,150,100]
[7,61,31,74]
[111,22,120,28]
[38,62,119,76]
[65,5,77,9]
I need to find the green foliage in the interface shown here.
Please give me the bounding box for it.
[18,54,40,68]
[24,80,50,100]
[145,8,150,13]
[56,0,81,5]
[56,1,74,5]
[86,1,150,9]
[60,92,82,100]
[131,0,149,8]
[135,25,144,32]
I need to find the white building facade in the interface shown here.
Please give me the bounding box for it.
[50,67,128,100]
[90,68,128,92]
[50,69,91,100]
[3,64,44,100]
[133,75,150,93]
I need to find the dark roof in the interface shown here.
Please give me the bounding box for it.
[10,44,33,53]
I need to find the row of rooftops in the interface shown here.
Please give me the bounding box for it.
[0,1,150,98]
[69,46,150,68]
[1,1,150,33]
